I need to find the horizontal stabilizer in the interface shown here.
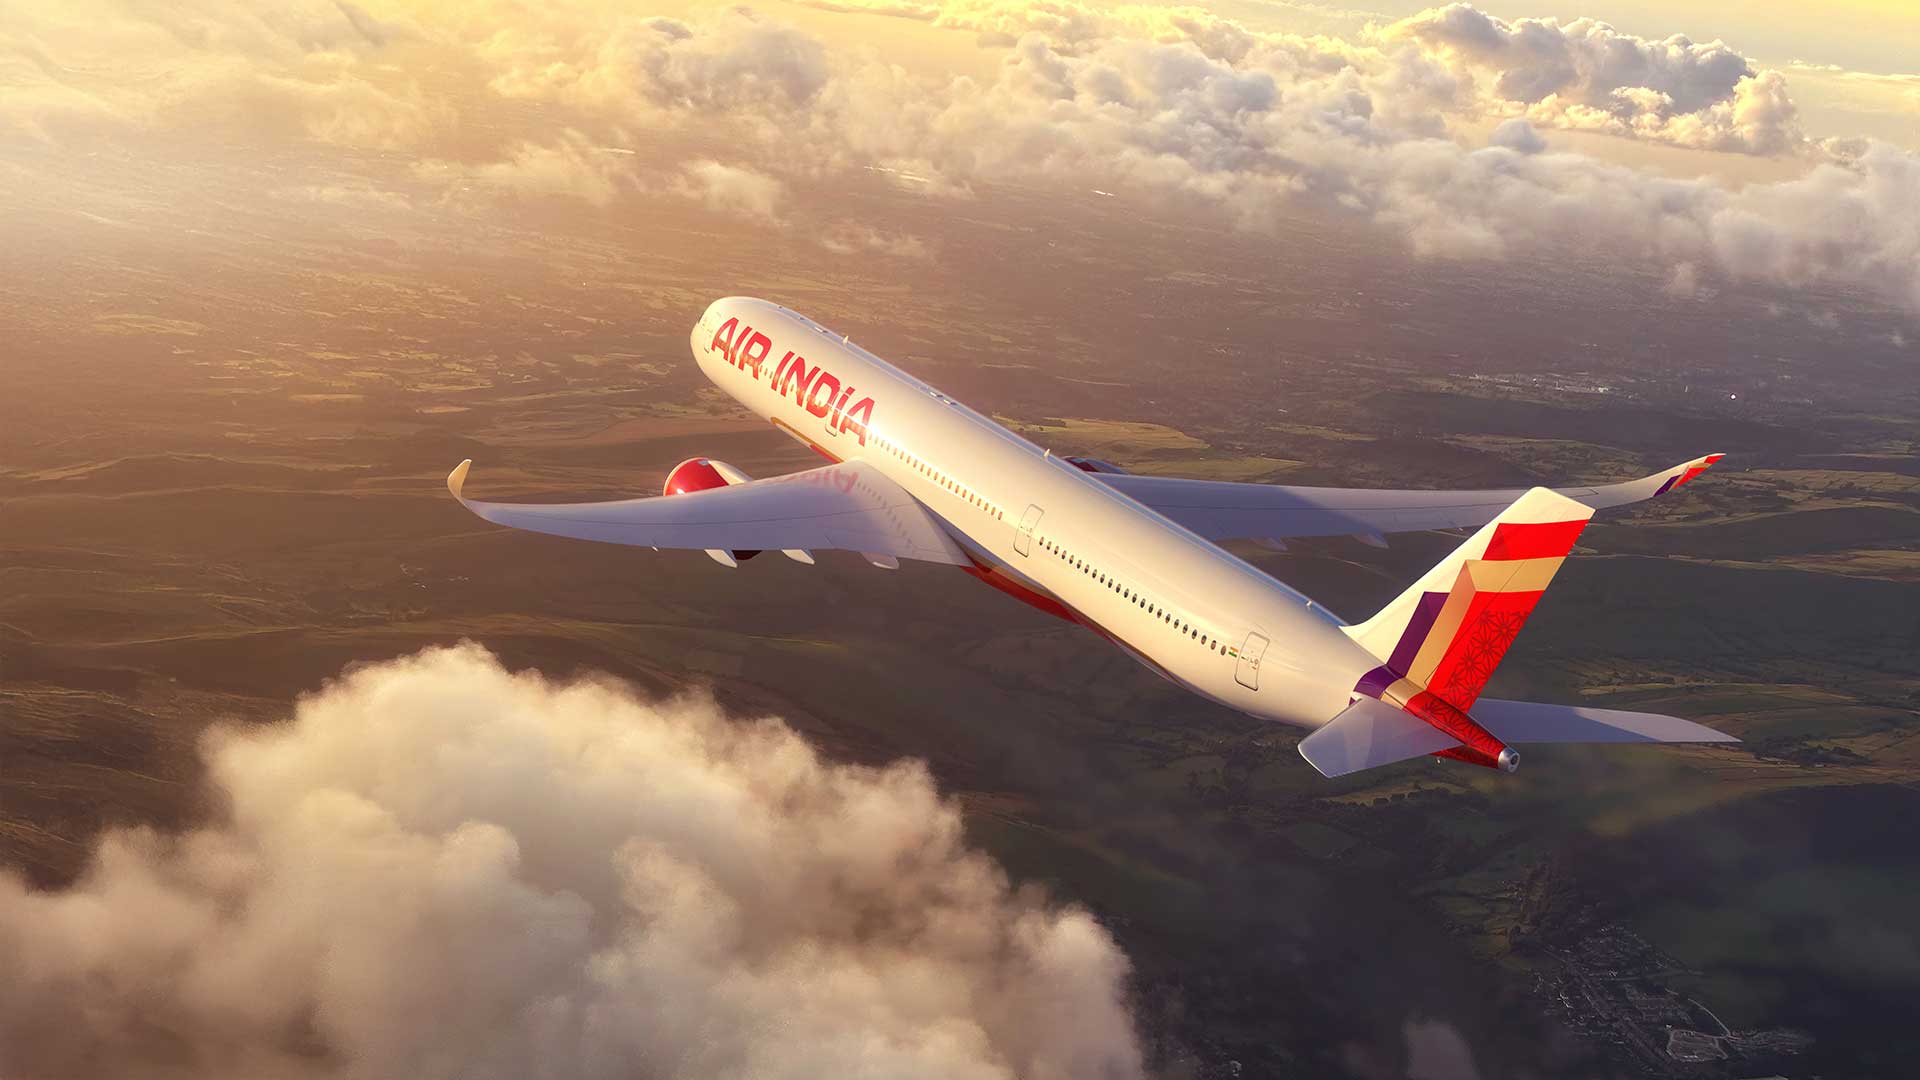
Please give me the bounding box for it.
[1473,700,1738,745]
[1298,696,1461,778]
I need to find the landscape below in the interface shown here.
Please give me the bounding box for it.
[2,170,1916,1078]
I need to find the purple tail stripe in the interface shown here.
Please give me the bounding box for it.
[1386,590,1450,675]
[1355,665,1399,700]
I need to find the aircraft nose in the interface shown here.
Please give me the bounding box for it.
[691,301,718,354]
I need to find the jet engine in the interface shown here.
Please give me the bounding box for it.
[662,458,813,567]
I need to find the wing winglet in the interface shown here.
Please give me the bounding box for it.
[1579,452,1725,510]
[448,459,473,501]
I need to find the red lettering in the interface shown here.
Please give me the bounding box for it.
[780,355,816,405]
[806,372,839,418]
[830,384,855,427]
[739,331,772,378]
[710,317,739,361]
[839,396,875,446]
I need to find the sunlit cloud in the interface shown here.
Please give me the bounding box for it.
[0,0,441,148]
[1382,5,1803,155]
[674,159,788,221]
[820,224,934,258]
[0,644,1146,1080]
[3,0,1918,317]
[412,131,634,206]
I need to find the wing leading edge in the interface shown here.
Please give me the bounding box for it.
[1091,454,1724,542]
[446,459,970,565]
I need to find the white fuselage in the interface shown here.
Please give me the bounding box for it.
[692,297,1381,729]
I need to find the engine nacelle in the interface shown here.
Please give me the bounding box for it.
[662,458,813,567]
[664,457,754,495]
[664,458,758,565]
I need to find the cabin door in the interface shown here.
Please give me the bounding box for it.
[1235,632,1269,691]
[1014,504,1044,557]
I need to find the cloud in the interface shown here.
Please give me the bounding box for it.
[274,182,414,212]
[1487,117,1545,153]
[674,160,787,221]
[0,78,127,143]
[1382,4,1802,155]
[821,224,932,258]
[486,9,830,123]
[691,6,1909,314]
[1403,1018,1482,1080]
[1707,141,1920,308]
[0,643,1145,1080]
[791,0,945,21]
[0,0,441,148]
[170,64,452,150]
[415,132,632,205]
[1664,260,1705,299]
[7,0,1918,318]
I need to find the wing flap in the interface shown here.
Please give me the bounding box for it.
[1297,696,1462,778]
[447,459,970,566]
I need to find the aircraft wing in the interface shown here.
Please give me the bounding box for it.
[1089,454,1722,542]
[446,459,971,565]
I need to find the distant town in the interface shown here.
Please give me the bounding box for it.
[1534,923,1812,1077]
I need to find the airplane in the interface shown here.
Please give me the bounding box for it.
[447,296,1737,778]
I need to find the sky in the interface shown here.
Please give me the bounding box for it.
[2,0,1914,323]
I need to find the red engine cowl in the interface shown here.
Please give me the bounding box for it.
[663,458,760,561]
[665,457,739,496]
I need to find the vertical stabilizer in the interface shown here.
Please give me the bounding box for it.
[1343,487,1594,713]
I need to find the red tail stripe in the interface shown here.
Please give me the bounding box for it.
[1423,588,1547,711]
[1483,518,1588,561]
[1404,690,1507,760]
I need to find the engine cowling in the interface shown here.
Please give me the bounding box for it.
[664,457,752,496]
[664,457,760,565]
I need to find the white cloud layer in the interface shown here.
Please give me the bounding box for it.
[1385,4,1803,154]
[0,0,439,148]
[485,9,831,124]
[411,131,635,206]
[0,644,1144,1080]
[4,0,1918,317]
[536,3,1912,313]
